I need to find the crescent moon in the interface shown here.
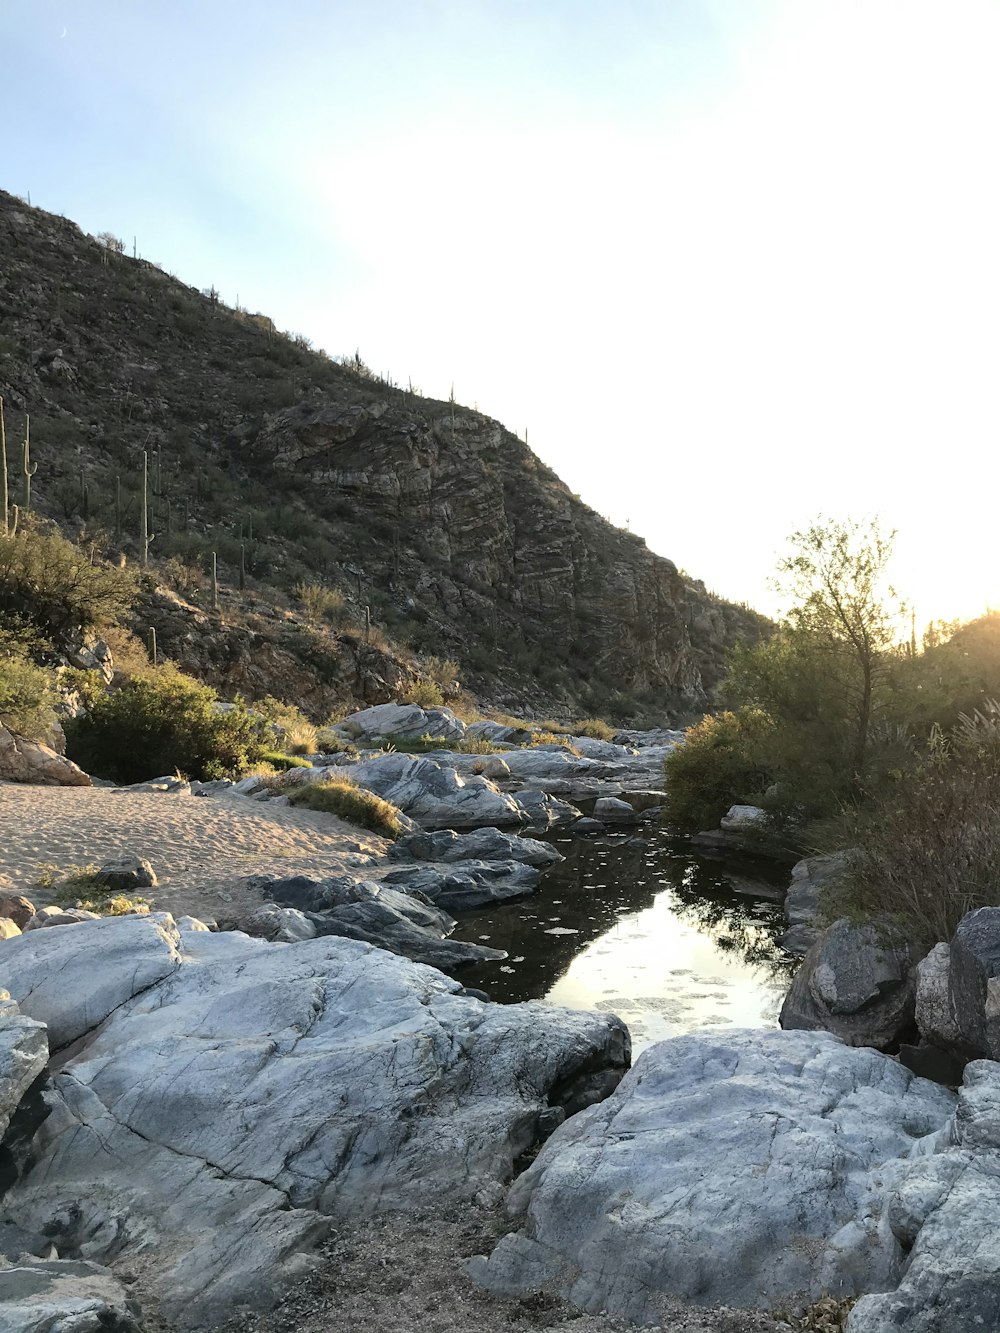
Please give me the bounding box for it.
[59,25,67,37]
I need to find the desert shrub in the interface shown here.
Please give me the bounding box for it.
[64,666,264,782]
[833,706,1000,948]
[295,581,347,625]
[0,520,135,640]
[402,679,444,708]
[423,656,460,691]
[0,642,57,738]
[662,708,777,834]
[286,777,401,839]
[255,696,318,754]
[573,717,616,741]
[314,727,358,756]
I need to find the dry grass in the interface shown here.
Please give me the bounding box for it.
[286,775,402,839]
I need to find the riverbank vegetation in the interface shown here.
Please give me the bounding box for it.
[665,516,1000,943]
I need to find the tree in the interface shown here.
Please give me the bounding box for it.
[773,517,903,776]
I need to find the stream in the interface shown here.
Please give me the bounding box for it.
[452,828,796,1056]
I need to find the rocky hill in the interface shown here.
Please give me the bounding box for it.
[0,188,768,720]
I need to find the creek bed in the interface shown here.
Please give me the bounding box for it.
[451,827,796,1055]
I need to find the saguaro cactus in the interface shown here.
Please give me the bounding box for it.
[22,416,37,513]
[211,551,218,610]
[0,396,8,536]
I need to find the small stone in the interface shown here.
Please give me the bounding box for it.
[96,856,157,893]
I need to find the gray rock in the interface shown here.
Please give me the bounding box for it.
[382,860,540,911]
[1,912,181,1051]
[0,994,48,1142]
[916,943,962,1050]
[781,852,850,954]
[592,797,641,825]
[0,919,22,941]
[848,1059,1000,1333]
[780,918,919,1051]
[236,904,317,943]
[3,923,628,1327]
[388,827,563,868]
[345,752,579,830]
[570,818,605,836]
[949,906,1000,1059]
[472,1029,955,1323]
[23,906,101,931]
[0,1259,141,1333]
[94,855,157,894]
[251,874,504,970]
[720,803,768,831]
[340,702,466,742]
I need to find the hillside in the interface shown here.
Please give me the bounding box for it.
[0,189,768,721]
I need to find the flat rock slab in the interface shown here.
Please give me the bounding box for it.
[0,1258,141,1333]
[472,1029,955,1324]
[388,827,563,867]
[3,921,628,1328]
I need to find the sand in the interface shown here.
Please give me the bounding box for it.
[0,781,390,921]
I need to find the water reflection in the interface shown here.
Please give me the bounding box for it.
[452,830,795,1055]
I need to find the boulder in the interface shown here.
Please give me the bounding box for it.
[780,918,919,1051]
[848,1060,1000,1332]
[387,827,563,868]
[781,852,850,954]
[346,752,579,830]
[339,702,466,742]
[235,904,317,943]
[0,895,36,930]
[94,855,157,893]
[948,906,1000,1059]
[0,726,91,787]
[23,906,102,931]
[571,817,605,835]
[0,919,22,941]
[0,1259,141,1333]
[3,922,629,1327]
[720,803,768,831]
[250,874,505,970]
[592,796,641,825]
[471,1029,955,1324]
[0,992,48,1141]
[0,912,181,1051]
[916,943,962,1051]
[381,860,541,911]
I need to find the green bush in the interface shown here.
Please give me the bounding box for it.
[0,643,57,739]
[402,679,445,708]
[662,708,777,833]
[0,520,135,640]
[286,776,401,839]
[64,666,264,782]
[258,748,313,771]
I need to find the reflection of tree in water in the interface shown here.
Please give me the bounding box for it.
[453,830,796,1003]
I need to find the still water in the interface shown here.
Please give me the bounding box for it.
[451,829,796,1056]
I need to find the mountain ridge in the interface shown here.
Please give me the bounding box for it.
[0,188,768,721]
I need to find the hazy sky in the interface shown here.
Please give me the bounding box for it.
[2,0,999,625]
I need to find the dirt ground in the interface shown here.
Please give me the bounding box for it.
[225,1208,791,1333]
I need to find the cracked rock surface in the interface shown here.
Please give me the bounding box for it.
[0,917,628,1328]
[471,1029,956,1324]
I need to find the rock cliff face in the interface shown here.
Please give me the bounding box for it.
[0,189,767,717]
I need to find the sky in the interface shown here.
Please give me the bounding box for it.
[2,0,999,627]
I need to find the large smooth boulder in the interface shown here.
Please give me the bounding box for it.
[0,913,181,1051]
[388,827,563,868]
[0,726,91,787]
[382,860,541,911]
[472,1029,955,1323]
[346,752,579,830]
[948,906,1000,1059]
[779,918,919,1051]
[3,922,628,1327]
[592,796,641,825]
[0,1259,141,1333]
[849,1060,1000,1332]
[339,702,466,742]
